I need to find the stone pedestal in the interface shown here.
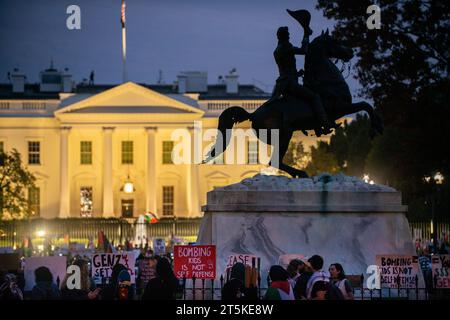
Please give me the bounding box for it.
[197,173,417,285]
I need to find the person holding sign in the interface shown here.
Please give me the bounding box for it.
[60,259,101,300]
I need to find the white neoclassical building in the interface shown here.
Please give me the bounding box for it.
[0,67,329,220]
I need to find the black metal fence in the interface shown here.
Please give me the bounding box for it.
[179,274,449,300]
[0,218,202,247]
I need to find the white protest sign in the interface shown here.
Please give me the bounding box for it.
[153,238,166,255]
[24,256,67,291]
[226,254,259,269]
[91,252,136,284]
[432,255,450,289]
[376,255,420,288]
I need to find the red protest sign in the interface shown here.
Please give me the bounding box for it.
[173,245,216,279]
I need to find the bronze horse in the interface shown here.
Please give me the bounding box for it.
[204,31,384,178]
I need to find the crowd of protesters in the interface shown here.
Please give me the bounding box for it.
[1,241,449,300]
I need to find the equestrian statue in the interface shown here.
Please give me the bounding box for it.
[204,9,384,178]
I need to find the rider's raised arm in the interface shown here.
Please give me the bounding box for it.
[292,34,310,55]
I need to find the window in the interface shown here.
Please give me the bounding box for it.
[80,141,92,165]
[80,186,93,217]
[162,186,174,216]
[0,141,4,153]
[162,141,174,164]
[28,187,40,217]
[121,199,134,218]
[247,140,258,164]
[28,141,40,164]
[121,141,133,164]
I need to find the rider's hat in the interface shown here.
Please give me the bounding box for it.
[286,9,313,36]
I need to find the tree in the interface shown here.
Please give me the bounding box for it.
[305,141,340,175]
[284,140,310,169]
[316,0,450,219]
[0,149,36,219]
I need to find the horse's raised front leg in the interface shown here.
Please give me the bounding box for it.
[334,101,384,135]
[269,129,308,178]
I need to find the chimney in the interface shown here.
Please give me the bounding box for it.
[225,68,239,94]
[177,71,207,93]
[177,73,187,94]
[61,68,73,93]
[11,68,26,93]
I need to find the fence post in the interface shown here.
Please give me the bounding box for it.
[202,279,205,300]
[211,279,215,300]
[192,275,196,300]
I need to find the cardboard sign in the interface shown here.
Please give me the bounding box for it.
[0,253,20,271]
[91,253,136,284]
[226,254,259,269]
[24,256,67,291]
[432,255,450,289]
[153,238,166,255]
[173,245,216,279]
[376,255,420,288]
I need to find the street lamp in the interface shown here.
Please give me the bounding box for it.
[423,172,444,252]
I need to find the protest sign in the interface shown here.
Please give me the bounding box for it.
[91,252,136,284]
[226,254,259,269]
[24,256,67,291]
[0,253,20,271]
[376,255,420,288]
[173,245,216,279]
[432,255,450,289]
[153,238,166,255]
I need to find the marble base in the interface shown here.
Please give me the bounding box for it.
[197,174,419,288]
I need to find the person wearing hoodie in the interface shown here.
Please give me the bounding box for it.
[141,257,178,300]
[221,262,257,300]
[100,263,128,300]
[264,265,295,300]
[31,266,61,300]
[305,255,330,300]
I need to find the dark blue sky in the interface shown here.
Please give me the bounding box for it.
[0,0,361,95]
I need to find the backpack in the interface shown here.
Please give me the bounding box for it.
[326,282,345,300]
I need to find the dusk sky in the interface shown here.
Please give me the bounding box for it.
[0,0,362,96]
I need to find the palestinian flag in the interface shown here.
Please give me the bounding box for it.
[144,212,158,224]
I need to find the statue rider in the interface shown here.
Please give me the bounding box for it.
[271,9,333,135]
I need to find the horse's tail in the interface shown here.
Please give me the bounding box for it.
[203,106,251,163]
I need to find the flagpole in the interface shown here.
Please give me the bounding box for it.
[121,0,127,83]
[122,26,127,83]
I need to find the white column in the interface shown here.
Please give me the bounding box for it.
[145,127,157,214]
[59,127,71,218]
[186,126,201,217]
[103,127,115,217]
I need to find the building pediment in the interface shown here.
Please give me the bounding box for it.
[55,82,203,122]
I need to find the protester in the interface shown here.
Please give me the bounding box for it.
[142,257,178,300]
[100,263,128,300]
[31,266,61,300]
[293,258,313,300]
[329,263,354,300]
[60,259,101,300]
[221,262,258,300]
[117,269,134,300]
[305,255,330,300]
[0,273,23,300]
[137,255,159,295]
[286,259,302,289]
[264,265,295,300]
